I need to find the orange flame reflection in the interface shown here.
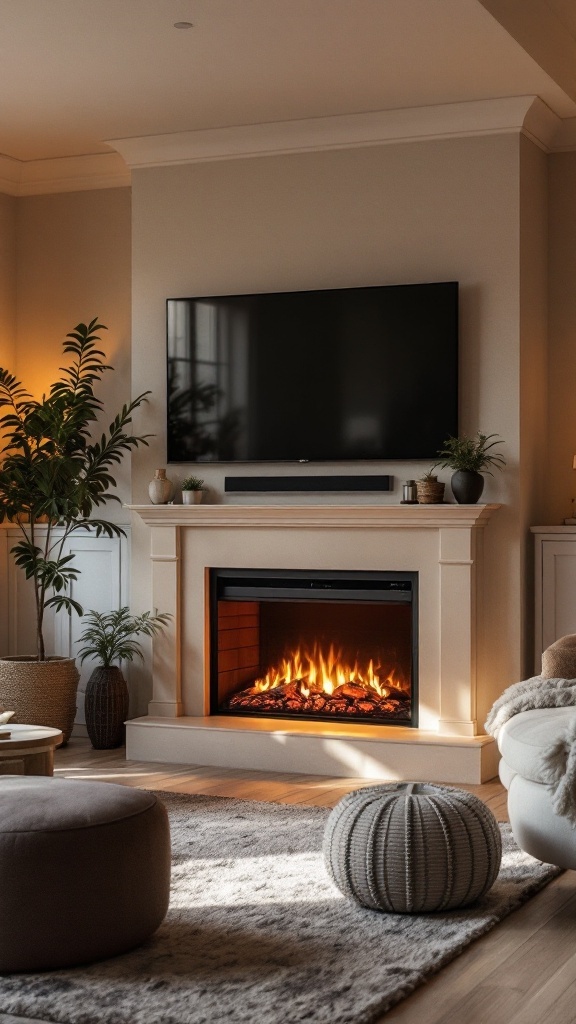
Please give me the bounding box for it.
[251,642,407,699]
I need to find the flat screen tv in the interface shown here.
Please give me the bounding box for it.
[167,281,458,463]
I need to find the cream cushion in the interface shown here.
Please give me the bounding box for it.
[541,633,576,678]
[498,706,576,784]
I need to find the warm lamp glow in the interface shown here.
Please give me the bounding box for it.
[573,455,576,471]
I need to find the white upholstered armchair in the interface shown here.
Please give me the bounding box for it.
[494,635,576,869]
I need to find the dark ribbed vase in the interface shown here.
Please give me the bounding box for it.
[84,666,129,749]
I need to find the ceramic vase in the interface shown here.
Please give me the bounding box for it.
[148,468,174,504]
[450,470,485,504]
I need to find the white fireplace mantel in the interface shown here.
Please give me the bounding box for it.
[125,502,501,783]
[128,503,500,530]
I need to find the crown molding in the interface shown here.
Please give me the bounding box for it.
[0,95,572,197]
[108,96,564,169]
[0,154,21,196]
[522,96,563,151]
[0,151,130,197]
[550,116,576,152]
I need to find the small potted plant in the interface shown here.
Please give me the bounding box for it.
[77,607,171,749]
[181,475,205,505]
[435,432,506,504]
[416,468,445,505]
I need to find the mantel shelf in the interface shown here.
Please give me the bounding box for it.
[126,503,501,530]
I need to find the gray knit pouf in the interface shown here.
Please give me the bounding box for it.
[323,782,502,913]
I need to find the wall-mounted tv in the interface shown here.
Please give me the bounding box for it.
[167,281,458,463]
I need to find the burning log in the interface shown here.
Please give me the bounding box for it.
[383,684,408,700]
[224,685,411,722]
[332,683,372,700]
[222,642,411,722]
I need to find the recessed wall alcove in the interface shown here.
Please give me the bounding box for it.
[125,503,500,783]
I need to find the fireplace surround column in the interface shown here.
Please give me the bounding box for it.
[148,524,183,717]
[438,526,480,736]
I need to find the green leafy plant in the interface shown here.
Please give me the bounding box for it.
[181,475,204,491]
[434,432,506,474]
[419,468,439,482]
[0,318,151,661]
[77,607,171,668]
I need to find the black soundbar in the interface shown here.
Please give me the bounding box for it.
[224,475,393,493]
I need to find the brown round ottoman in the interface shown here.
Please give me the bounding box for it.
[0,776,171,972]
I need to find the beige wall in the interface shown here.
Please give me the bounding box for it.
[15,188,132,518]
[130,133,532,721]
[0,193,16,369]
[547,151,576,526]
[1,132,555,718]
[131,136,522,499]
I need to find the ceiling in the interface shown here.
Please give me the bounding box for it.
[1,0,576,164]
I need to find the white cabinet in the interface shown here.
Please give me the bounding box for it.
[532,526,576,670]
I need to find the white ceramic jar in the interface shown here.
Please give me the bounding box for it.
[182,490,203,505]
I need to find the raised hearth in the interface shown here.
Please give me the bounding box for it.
[126,503,501,783]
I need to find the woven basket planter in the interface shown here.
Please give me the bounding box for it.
[84,666,129,749]
[0,656,79,745]
[323,782,502,913]
[416,480,445,504]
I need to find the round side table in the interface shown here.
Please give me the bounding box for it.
[0,724,63,776]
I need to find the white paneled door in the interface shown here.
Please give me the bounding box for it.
[0,525,129,728]
[532,527,576,671]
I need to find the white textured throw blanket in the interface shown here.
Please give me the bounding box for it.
[485,675,576,825]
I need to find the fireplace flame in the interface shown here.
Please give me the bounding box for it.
[250,642,406,699]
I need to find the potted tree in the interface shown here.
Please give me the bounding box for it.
[435,432,506,504]
[0,318,151,742]
[77,607,170,748]
[181,475,205,505]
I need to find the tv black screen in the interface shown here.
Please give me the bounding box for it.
[167,281,458,463]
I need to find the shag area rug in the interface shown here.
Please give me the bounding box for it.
[0,791,562,1024]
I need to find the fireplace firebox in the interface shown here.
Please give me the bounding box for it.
[209,568,418,727]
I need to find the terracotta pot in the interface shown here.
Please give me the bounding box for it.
[84,666,129,749]
[0,656,79,745]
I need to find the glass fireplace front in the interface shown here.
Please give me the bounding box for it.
[209,568,418,727]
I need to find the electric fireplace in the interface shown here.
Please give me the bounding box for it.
[209,568,418,727]
[127,503,503,783]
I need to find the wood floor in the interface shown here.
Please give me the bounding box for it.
[10,739,576,1024]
